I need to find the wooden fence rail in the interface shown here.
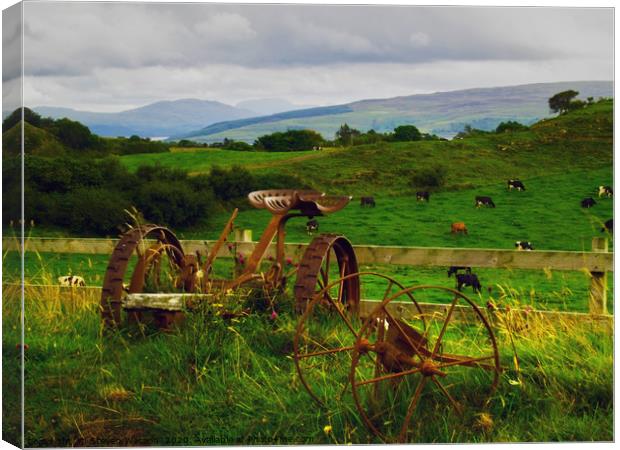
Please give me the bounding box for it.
[3,236,613,315]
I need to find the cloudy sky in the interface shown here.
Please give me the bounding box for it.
[2,2,614,112]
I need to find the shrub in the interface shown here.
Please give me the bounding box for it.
[208,166,257,202]
[134,180,215,228]
[410,165,447,189]
[496,121,529,133]
[393,125,422,141]
[52,188,131,235]
[255,129,324,151]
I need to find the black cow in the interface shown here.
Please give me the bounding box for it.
[515,241,534,251]
[416,191,430,202]
[360,196,376,207]
[447,266,472,277]
[306,219,319,235]
[507,179,526,191]
[581,197,597,208]
[456,273,482,293]
[598,186,613,198]
[601,219,613,233]
[475,196,496,208]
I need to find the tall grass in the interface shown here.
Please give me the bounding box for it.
[2,270,612,446]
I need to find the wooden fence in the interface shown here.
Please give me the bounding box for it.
[3,236,613,320]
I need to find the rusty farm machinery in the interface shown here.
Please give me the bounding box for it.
[100,189,501,443]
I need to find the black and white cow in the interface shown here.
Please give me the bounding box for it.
[360,196,376,207]
[58,275,86,287]
[306,219,319,235]
[507,179,526,191]
[447,266,472,277]
[601,219,613,234]
[598,186,613,198]
[581,197,597,208]
[515,241,534,251]
[455,273,482,293]
[416,191,430,202]
[475,196,496,208]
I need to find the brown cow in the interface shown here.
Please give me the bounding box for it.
[451,222,468,234]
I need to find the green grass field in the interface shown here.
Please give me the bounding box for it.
[2,286,613,446]
[119,147,321,174]
[3,100,613,445]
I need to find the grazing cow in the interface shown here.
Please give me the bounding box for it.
[515,241,534,251]
[456,273,482,293]
[475,196,496,208]
[360,196,376,207]
[58,275,85,287]
[507,179,526,191]
[598,186,613,197]
[601,219,613,233]
[581,197,597,208]
[447,266,472,277]
[416,191,430,202]
[451,222,468,234]
[306,219,319,235]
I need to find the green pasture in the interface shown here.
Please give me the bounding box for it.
[2,286,613,446]
[119,147,319,174]
[177,166,613,252]
[2,247,613,314]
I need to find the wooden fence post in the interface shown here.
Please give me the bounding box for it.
[234,229,253,242]
[589,237,608,315]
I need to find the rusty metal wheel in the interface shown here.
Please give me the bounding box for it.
[349,285,500,443]
[294,234,360,314]
[100,225,185,328]
[294,272,425,407]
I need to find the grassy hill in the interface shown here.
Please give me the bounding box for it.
[181,81,613,142]
[121,99,613,198]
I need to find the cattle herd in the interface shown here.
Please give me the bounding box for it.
[355,179,613,293]
[57,181,613,296]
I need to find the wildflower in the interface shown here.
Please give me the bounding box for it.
[323,425,332,434]
[475,412,494,432]
[270,310,278,320]
[227,243,234,251]
[523,305,533,315]
[486,301,496,311]
[15,343,29,351]
[286,257,293,266]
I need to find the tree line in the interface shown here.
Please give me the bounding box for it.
[2,155,307,236]
[2,107,170,156]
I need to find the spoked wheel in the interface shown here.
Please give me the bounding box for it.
[294,234,360,315]
[101,225,186,328]
[294,272,425,408]
[350,285,500,443]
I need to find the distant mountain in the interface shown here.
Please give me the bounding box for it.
[33,99,256,138]
[179,81,613,143]
[236,98,317,116]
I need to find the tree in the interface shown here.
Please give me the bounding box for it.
[254,129,324,151]
[495,121,528,133]
[392,125,422,141]
[52,118,94,149]
[2,107,42,130]
[548,90,579,114]
[335,123,360,146]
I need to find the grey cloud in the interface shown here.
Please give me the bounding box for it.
[21,3,613,77]
[3,3,22,82]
